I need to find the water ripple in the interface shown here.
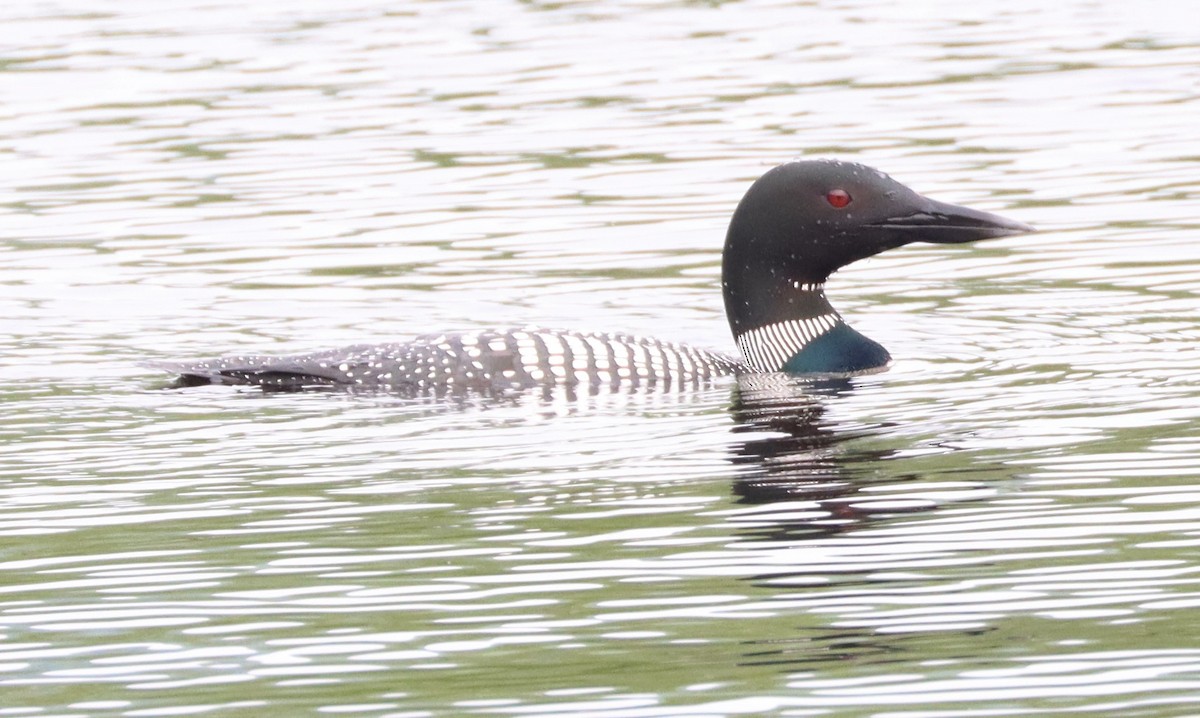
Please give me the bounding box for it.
[3,0,1200,715]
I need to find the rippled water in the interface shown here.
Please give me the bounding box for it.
[3,0,1200,715]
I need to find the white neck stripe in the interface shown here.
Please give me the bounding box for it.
[791,281,825,292]
[735,313,840,372]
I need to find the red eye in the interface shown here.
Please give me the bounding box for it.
[826,189,852,209]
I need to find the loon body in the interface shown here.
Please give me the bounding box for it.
[159,160,1032,393]
[163,328,742,393]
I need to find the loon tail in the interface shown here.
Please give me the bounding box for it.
[143,354,355,391]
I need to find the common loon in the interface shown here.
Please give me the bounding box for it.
[157,160,1033,392]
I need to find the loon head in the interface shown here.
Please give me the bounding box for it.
[722,160,1033,375]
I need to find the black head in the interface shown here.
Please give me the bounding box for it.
[722,160,1033,334]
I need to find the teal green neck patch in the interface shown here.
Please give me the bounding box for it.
[782,323,891,375]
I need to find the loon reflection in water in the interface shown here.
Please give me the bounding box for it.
[727,375,1011,543]
[729,376,923,541]
[154,160,1032,392]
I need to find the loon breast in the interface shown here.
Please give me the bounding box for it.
[160,328,744,393]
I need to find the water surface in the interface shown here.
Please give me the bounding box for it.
[3,0,1200,715]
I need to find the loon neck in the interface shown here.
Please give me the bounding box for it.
[729,282,891,375]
